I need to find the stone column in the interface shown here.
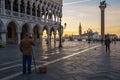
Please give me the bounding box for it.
[24,1,27,18]
[59,19,63,48]
[54,14,56,22]
[57,14,59,22]
[17,32,21,44]
[48,9,50,23]
[1,0,5,14]
[39,5,42,21]
[35,3,38,19]
[39,32,43,45]
[54,32,56,44]
[100,7,106,40]
[47,31,50,45]
[17,0,21,17]
[44,9,47,22]
[38,5,42,21]
[10,0,14,16]
[50,33,52,44]
[30,1,33,19]
[99,1,106,40]
[29,31,33,37]
[44,5,47,22]
[54,9,57,22]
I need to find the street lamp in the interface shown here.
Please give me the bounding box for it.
[59,23,67,48]
[59,24,63,48]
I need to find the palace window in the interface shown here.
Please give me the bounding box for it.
[5,0,10,10]
[13,0,18,12]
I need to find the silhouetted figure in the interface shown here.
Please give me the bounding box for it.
[101,38,103,44]
[87,39,90,43]
[113,37,116,45]
[105,35,111,53]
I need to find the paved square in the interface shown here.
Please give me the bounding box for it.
[0,41,120,80]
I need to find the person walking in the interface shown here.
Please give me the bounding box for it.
[105,35,111,53]
[20,33,35,74]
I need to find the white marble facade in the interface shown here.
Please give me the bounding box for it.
[0,0,63,45]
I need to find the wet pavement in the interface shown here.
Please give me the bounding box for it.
[0,41,120,80]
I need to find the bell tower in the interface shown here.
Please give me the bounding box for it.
[79,23,82,36]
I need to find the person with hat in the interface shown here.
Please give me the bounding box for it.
[20,33,35,74]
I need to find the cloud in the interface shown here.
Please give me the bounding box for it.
[63,0,91,5]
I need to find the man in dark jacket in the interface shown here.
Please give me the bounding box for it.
[105,35,111,53]
[20,33,35,74]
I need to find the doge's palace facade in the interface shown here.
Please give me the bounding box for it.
[0,0,63,45]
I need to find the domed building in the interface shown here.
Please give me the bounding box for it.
[0,0,63,45]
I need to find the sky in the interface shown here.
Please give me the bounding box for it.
[62,0,120,37]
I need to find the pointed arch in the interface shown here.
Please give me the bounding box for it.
[21,23,30,40]
[6,19,19,33]
[6,22,18,44]
[33,24,40,42]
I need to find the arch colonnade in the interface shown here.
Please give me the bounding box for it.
[0,0,63,46]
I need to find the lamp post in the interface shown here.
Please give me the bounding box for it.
[59,24,63,48]
[64,23,67,29]
[59,23,67,48]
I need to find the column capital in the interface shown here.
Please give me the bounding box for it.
[17,0,21,5]
[29,1,34,6]
[1,0,5,14]
[24,1,28,7]
[9,0,14,3]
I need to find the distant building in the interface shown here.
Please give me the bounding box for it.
[92,32,100,40]
[80,30,100,40]
[79,23,82,36]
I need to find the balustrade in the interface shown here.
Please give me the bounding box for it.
[13,11,19,17]
[32,16,36,19]
[1,5,60,25]
[26,15,31,19]
[1,9,56,25]
[5,9,11,15]
[20,13,26,18]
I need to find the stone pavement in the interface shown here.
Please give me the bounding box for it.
[0,41,120,80]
